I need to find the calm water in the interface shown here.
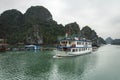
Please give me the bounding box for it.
[0,45,120,80]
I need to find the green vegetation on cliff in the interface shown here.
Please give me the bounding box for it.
[0,9,24,44]
[0,6,105,46]
[81,26,106,46]
[65,22,80,35]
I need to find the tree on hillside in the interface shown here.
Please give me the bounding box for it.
[65,22,80,37]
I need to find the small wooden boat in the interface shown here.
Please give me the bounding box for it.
[0,39,6,52]
[0,44,6,52]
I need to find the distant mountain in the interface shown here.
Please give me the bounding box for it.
[105,37,113,44]
[112,39,120,45]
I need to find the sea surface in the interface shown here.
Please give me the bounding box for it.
[0,45,120,80]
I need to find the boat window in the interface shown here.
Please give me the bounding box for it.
[72,49,75,52]
[79,48,81,51]
[84,48,85,50]
[82,42,84,45]
[77,42,81,45]
[76,49,78,52]
[77,42,78,45]
[61,41,67,44]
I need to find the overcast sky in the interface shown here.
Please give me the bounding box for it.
[0,0,120,39]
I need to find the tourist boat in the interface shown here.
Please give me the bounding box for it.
[53,36,92,57]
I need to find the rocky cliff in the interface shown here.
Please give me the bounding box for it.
[0,6,105,46]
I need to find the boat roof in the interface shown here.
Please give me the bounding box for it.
[60,37,91,42]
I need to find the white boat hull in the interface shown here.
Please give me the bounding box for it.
[54,49,92,57]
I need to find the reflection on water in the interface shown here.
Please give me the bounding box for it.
[0,50,97,80]
[49,54,98,80]
[0,45,120,80]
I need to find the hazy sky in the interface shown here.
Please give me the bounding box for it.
[0,0,120,39]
